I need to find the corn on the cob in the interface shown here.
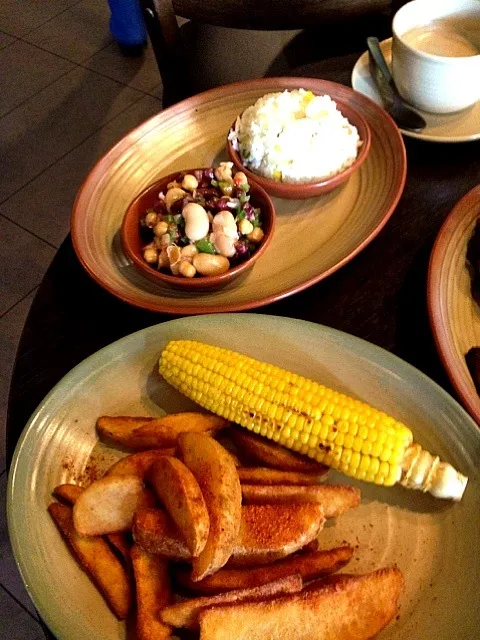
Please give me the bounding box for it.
[159,340,468,501]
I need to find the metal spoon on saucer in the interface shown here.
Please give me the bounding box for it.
[367,37,426,133]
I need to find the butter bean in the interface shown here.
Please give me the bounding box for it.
[193,253,230,276]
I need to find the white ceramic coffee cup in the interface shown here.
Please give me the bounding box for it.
[392,0,480,114]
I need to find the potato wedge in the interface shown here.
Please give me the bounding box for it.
[149,456,209,557]
[176,546,353,594]
[48,502,132,619]
[241,484,361,518]
[237,467,326,486]
[106,449,176,478]
[131,544,172,640]
[198,568,404,640]
[107,532,132,564]
[179,433,242,581]
[96,413,228,450]
[73,475,145,535]
[53,484,133,562]
[232,504,325,566]
[133,508,191,560]
[300,539,319,553]
[161,575,302,629]
[231,430,328,474]
[53,483,84,504]
[133,504,324,566]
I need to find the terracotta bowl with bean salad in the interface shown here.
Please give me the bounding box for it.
[121,164,275,290]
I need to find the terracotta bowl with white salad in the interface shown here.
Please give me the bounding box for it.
[227,88,371,199]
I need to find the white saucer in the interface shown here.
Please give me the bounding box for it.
[351,38,480,143]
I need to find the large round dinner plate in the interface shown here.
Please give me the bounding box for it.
[71,78,406,314]
[428,184,480,424]
[7,314,480,640]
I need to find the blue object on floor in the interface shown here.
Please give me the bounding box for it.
[107,0,147,49]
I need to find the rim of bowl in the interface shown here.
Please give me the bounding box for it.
[226,97,372,197]
[121,168,276,289]
[392,0,480,63]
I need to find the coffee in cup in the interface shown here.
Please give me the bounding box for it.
[392,0,480,114]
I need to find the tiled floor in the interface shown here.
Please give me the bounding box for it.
[0,0,164,633]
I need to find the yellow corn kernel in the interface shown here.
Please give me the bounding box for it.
[158,340,415,488]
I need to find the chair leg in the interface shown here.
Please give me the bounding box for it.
[138,0,192,106]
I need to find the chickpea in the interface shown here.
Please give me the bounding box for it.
[165,187,187,212]
[179,260,196,278]
[214,162,234,182]
[143,246,158,264]
[233,171,248,187]
[180,244,198,260]
[153,220,169,236]
[159,233,171,248]
[247,227,265,243]
[238,218,254,235]
[181,174,199,191]
[144,211,158,228]
[167,181,181,189]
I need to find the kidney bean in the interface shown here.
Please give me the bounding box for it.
[153,199,167,214]
[215,198,231,211]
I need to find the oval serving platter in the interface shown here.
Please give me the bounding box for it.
[428,184,480,424]
[8,314,480,640]
[71,77,406,314]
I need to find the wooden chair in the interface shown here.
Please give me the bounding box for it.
[139,0,392,106]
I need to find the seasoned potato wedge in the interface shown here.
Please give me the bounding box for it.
[133,504,324,566]
[133,508,191,560]
[241,484,361,518]
[179,433,242,581]
[232,504,325,566]
[131,544,172,640]
[149,456,209,557]
[48,502,132,619]
[231,429,328,474]
[237,467,327,486]
[161,575,302,629]
[73,475,145,536]
[53,484,133,562]
[53,483,84,504]
[176,546,354,594]
[106,532,132,565]
[106,449,176,478]
[198,568,404,640]
[96,413,228,450]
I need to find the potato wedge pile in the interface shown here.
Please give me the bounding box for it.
[48,412,404,640]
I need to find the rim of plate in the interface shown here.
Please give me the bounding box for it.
[428,184,480,424]
[351,38,480,144]
[71,77,406,315]
[7,313,480,639]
